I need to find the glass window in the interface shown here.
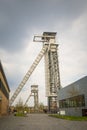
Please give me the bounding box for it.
[59,95,85,108]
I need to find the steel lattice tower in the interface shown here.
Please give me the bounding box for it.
[43,32,61,112]
[10,32,61,113]
[31,85,39,112]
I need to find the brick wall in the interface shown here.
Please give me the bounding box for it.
[0,62,10,116]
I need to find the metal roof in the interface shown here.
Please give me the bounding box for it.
[43,32,57,36]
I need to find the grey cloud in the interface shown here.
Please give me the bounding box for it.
[0,0,87,53]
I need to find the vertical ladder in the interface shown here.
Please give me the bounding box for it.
[10,45,48,106]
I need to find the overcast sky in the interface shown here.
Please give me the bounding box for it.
[0,0,87,106]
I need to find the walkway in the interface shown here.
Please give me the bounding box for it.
[0,114,87,130]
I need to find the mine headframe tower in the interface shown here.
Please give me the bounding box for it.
[10,32,61,113]
[34,32,61,112]
[31,85,39,112]
[24,85,39,112]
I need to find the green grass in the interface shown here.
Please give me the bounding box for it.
[49,114,87,121]
[14,112,26,117]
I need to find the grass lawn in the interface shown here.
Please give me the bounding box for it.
[49,114,87,121]
[14,112,26,117]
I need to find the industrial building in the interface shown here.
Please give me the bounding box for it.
[0,61,10,116]
[58,76,87,116]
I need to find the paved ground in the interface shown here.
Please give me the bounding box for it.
[0,114,87,130]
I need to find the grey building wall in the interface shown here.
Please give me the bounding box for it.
[58,76,87,116]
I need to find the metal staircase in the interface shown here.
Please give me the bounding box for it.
[10,45,48,106]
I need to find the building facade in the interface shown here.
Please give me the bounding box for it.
[0,61,10,116]
[58,76,87,116]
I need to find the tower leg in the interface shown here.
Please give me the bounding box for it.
[48,96,57,113]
